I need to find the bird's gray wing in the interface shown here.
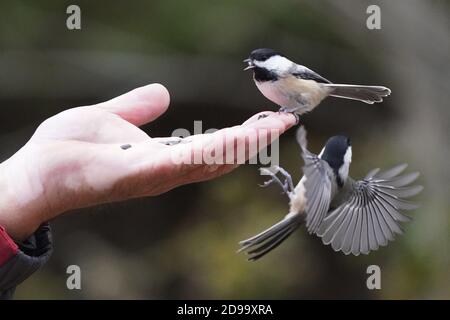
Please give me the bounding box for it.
[317,163,423,255]
[297,127,334,234]
[293,65,331,84]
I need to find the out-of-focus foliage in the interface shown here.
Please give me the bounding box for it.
[0,0,448,299]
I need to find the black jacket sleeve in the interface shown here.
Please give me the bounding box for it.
[0,224,53,299]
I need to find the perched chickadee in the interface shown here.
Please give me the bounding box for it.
[244,48,391,115]
[239,127,422,260]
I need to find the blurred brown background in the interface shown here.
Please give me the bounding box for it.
[0,0,448,299]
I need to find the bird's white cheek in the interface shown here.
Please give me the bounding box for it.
[339,147,352,182]
[318,147,325,158]
[255,56,293,73]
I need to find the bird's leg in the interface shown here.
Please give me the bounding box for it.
[278,107,299,125]
[273,165,295,195]
[259,171,285,190]
[291,112,299,125]
[259,166,294,198]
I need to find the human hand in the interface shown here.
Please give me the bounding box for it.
[0,84,296,240]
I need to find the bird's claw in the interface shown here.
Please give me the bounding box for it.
[278,107,299,125]
[259,178,275,188]
[259,166,294,196]
[292,113,299,125]
[274,166,295,193]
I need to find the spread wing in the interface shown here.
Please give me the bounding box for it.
[317,163,423,255]
[297,127,334,234]
[293,65,331,84]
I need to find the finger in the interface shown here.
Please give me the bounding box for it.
[153,112,296,145]
[95,83,170,126]
[117,112,296,196]
[160,111,296,174]
[243,111,297,131]
[241,111,276,125]
[213,111,296,161]
[175,163,239,186]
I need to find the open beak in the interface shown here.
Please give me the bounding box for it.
[243,58,254,71]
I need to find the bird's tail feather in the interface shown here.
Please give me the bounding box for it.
[238,214,303,261]
[324,84,391,104]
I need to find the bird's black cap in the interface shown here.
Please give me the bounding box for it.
[321,135,351,179]
[248,48,280,62]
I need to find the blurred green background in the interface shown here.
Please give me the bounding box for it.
[0,0,449,299]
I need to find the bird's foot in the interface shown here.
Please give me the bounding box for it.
[292,113,299,125]
[273,165,295,194]
[278,107,299,125]
[259,166,294,197]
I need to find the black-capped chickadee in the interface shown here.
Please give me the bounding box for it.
[239,127,422,260]
[244,48,391,115]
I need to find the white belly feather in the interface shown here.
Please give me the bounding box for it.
[255,80,292,107]
[255,76,330,113]
[286,176,307,218]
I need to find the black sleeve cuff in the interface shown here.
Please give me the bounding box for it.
[0,223,53,299]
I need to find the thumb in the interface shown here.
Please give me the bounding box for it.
[95,83,170,126]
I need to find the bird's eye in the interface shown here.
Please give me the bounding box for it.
[347,138,351,145]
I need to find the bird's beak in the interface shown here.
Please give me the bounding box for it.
[243,58,254,71]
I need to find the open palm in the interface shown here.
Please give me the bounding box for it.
[0,84,295,240]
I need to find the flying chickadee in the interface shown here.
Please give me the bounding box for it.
[244,48,391,115]
[239,127,422,260]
